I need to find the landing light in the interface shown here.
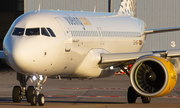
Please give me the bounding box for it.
[32,75,36,81]
[110,66,114,70]
[39,75,43,80]
[32,75,43,81]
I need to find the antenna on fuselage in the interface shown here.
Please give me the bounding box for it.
[94,5,96,12]
[38,3,41,12]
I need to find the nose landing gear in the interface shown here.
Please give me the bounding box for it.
[30,94,45,106]
[30,75,47,106]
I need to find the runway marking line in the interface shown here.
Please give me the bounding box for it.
[1,95,180,98]
[59,88,180,90]
[44,95,180,98]
[45,95,121,98]
[174,88,180,90]
[162,96,180,98]
[59,88,126,90]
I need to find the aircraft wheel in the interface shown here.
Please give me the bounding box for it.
[26,86,35,102]
[38,94,45,106]
[141,96,151,103]
[30,94,37,106]
[12,86,22,102]
[127,86,137,103]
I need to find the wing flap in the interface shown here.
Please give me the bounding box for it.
[144,27,180,34]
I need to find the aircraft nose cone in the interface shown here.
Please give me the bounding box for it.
[10,46,29,70]
[3,36,32,72]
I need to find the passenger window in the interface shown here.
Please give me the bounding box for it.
[26,28,40,36]
[12,28,24,36]
[47,28,56,37]
[41,28,50,37]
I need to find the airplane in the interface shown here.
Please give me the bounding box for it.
[1,0,180,106]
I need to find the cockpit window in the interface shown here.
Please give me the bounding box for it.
[47,28,56,37]
[12,28,24,36]
[41,28,50,37]
[25,28,40,36]
[12,27,55,37]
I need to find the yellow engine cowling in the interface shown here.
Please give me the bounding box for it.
[130,56,177,98]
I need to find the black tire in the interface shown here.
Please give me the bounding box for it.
[127,86,137,103]
[12,86,22,102]
[26,86,35,103]
[38,94,45,106]
[141,96,151,103]
[30,94,37,106]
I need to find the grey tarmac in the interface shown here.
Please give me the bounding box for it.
[0,72,180,108]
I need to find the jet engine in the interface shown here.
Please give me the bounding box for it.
[130,56,177,98]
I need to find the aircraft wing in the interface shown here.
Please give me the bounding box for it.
[99,49,180,68]
[144,27,180,34]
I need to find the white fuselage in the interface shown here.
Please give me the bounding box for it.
[3,10,146,78]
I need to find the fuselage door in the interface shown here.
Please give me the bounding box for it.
[97,27,104,45]
[55,17,71,52]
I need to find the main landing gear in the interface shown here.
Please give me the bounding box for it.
[12,73,47,106]
[127,86,151,104]
[12,73,29,103]
[119,65,151,104]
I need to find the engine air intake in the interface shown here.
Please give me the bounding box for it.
[135,61,165,93]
